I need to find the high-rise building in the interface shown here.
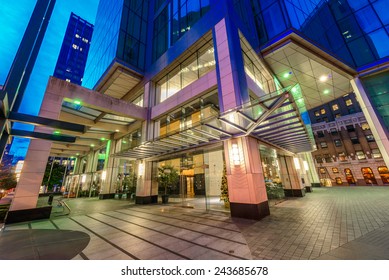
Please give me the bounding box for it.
[11,0,389,222]
[53,12,94,85]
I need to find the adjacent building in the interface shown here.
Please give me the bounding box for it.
[9,0,389,222]
[53,12,93,85]
[309,93,388,186]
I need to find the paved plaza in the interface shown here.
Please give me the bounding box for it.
[2,187,389,260]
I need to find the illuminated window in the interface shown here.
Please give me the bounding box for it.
[339,152,347,161]
[320,142,328,148]
[332,104,339,111]
[319,167,326,174]
[72,44,79,50]
[372,149,382,158]
[332,167,339,173]
[361,122,370,130]
[314,111,320,116]
[75,34,80,38]
[320,108,326,114]
[356,150,366,160]
[345,99,353,106]
[334,139,342,146]
[366,134,375,142]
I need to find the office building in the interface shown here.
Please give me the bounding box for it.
[9,0,389,222]
[53,12,93,85]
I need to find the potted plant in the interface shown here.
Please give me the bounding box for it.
[157,165,179,204]
[220,163,230,208]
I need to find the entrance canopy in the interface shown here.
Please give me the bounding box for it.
[114,87,314,160]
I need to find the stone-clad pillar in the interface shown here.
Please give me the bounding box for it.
[279,156,305,197]
[224,136,270,220]
[9,80,63,212]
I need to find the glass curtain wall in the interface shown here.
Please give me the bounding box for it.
[250,0,389,67]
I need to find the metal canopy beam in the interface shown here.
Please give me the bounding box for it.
[10,129,77,143]
[8,111,86,133]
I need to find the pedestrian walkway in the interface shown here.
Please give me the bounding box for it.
[1,187,389,260]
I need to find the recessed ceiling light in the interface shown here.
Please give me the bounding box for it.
[323,89,330,94]
[115,129,120,132]
[319,75,328,82]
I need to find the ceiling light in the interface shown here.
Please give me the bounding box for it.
[319,75,328,82]
[323,89,330,94]
[283,71,292,78]
[115,129,120,132]
[73,99,82,105]
[90,144,95,147]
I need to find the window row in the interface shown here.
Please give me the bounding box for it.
[315,148,382,163]
[156,43,215,103]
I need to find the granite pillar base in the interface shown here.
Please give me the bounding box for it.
[230,201,270,220]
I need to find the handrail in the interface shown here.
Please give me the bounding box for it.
[55,198,71,215]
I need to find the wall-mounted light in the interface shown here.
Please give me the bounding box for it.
[303,160,309,171]
[293,157,301,170]
[138,163,144,176]
[232,143,240,165]
[81,174,86,183]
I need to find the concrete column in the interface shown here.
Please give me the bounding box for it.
[351,78,389,168]
[279,156,305,197]
[224,136,270,220]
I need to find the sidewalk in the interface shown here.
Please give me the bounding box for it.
[1,187,389,260]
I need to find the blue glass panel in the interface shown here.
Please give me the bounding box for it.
[366,28,389,58]
[285,1,300,29]
[347,0,369,11]
[260,0,277,9]
[263,2,286,38]
[373,1,389,25]
[330,0,351,20]
[355,6,381,33]
[338,15,363,42]
[348,36,376,66]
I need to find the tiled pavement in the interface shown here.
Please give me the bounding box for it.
[2,187,389,260]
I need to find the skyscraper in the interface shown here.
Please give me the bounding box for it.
[53,12,93,85]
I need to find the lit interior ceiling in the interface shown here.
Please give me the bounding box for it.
[262,33,356,111]
[96,62,143,100]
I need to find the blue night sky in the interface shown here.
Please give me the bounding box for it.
[0,0,99,159]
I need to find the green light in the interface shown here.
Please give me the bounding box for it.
[100,137,106,141]
[53,130,61,135]
[283,72,292,78]
[74,99,82,105]
[323,89,330,94]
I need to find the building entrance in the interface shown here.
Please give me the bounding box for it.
[154,148,228,212]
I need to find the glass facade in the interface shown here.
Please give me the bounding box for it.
[155,41,215,103]
[83,0,124,89]
[152,0,211,61]
[250,0,389,67]
[117,0,149,70]
[361,71,389,131]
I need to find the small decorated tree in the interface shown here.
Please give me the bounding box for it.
[220,163,229,207]
[157,165,179,203]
